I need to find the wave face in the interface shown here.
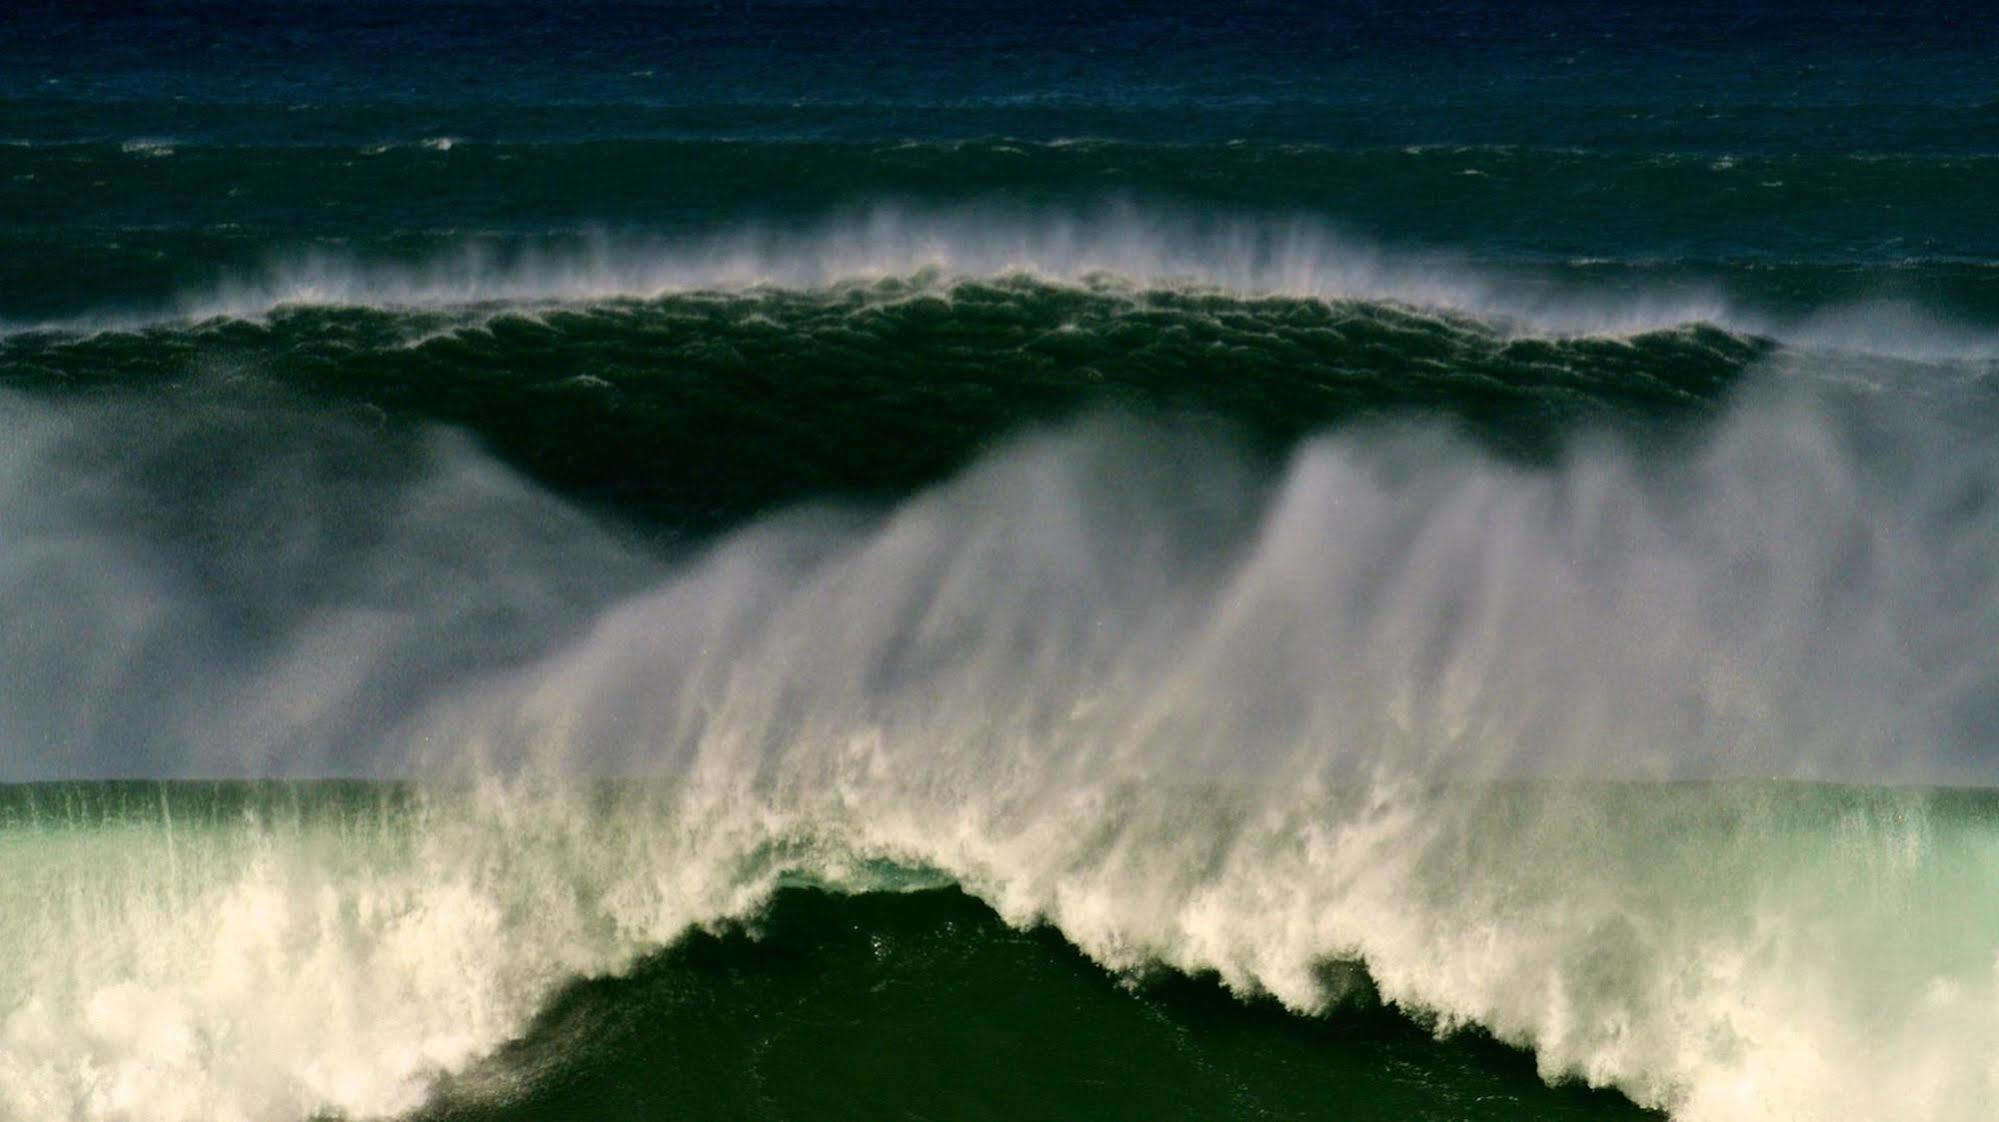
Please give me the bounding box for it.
[8,2,1999,1120]
[0,267,1779,530]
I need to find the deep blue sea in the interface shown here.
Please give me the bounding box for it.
[2,3,1996,1120]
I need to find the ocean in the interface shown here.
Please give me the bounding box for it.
[2,2,1996,1119]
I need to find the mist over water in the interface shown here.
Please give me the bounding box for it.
[7,350,1993,786]
[0,389,649,782]
[398,377,1992,789]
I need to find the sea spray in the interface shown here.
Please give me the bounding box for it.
[2,359,1995,1119]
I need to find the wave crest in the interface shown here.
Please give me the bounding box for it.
[6,207,1750,339]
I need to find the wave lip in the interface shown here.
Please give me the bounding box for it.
[13,207,1996,364]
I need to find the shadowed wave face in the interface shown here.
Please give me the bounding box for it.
[3,3,1998,1121]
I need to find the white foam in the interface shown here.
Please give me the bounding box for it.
[0,788,802,1122]
[117,138,177,158]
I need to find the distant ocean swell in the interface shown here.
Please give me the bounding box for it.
[6,141,1993,247]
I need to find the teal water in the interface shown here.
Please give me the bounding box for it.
[8,780,1999,1121]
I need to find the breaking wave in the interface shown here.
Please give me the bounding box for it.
[1,351,1995,1120]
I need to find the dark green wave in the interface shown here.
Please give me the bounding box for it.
[414,883,1658,1122]
[0,280,1767,528]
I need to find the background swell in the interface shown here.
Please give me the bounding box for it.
[0,283,1767,527]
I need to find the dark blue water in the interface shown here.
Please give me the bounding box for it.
[6,1,1998,321]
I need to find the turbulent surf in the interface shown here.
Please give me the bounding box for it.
[2,3,1996,1121]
